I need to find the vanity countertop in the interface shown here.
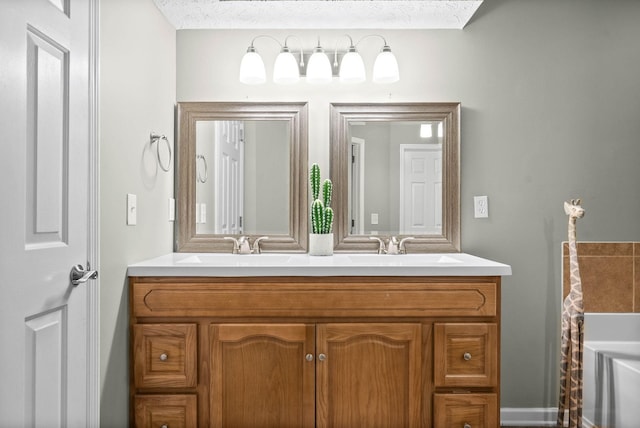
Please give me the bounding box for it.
[127,252,512,277]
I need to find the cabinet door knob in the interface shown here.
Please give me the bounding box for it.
[463,352,472,361]
[318,353,327,361]
[159,353,168,361]
[305,353,314,362]
[463,424,471,428]
[161,425,168,428]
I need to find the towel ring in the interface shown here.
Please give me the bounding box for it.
[150,132,171,172]
[196,154,208,183]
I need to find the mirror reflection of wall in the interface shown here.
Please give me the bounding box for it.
[196,120,290,235]
[348,121,443,236]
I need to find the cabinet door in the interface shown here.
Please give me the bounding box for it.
[316,323,422,428]
[210,324,315,428]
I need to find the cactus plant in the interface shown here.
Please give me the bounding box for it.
[322,179,332,209]
[310,163,333,234]
[311,199,324,234]
[310,163,321,201]
[323,207,334,234]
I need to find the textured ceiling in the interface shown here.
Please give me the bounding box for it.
[153,0,483,30]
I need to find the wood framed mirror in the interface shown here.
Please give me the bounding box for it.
[330,103,460,253]
[176,102,308,252]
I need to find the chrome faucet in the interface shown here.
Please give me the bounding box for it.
[224,236,269,254]
[252,236,269,254]
[369,236,386,254]
[386,236,401,254]
[369,236,415,254]
[398,236,415,254]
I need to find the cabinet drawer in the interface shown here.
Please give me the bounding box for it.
[434,323,497,388]
[133,324,197,388]
[134,394,197,428]
[433,393,497,428]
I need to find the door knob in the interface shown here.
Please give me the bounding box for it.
[318,353,327,361]
[70,263,98,286]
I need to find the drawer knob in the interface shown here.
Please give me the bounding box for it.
[463,352,472,361]
[463,424,471,428]
[161,425,168,428]
[305,353,314,362]
[318,353,327,361]
[159,353,168,361]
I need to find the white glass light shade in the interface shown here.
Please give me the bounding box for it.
[273,49,300,84]
[372,46,399,84]
[306,48,332,84]
[239,48,266,85]
[420,124,433,138]
[339,50,366,83]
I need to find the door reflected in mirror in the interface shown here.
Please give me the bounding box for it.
[195,120,290,235]
[349,121,443,236]
[331,103,460,253]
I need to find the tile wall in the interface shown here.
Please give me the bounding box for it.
[562,242,639,313]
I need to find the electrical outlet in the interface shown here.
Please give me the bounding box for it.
[371,213,379,225]
[474,195,489,218]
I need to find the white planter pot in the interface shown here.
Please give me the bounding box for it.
[309,233,334,256]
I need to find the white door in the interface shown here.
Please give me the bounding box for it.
[349,138,365,235]
[399,145,442,235]
[0,0,98,426]
[214,121,244,234]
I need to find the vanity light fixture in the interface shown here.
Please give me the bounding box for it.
[420,123,433,138]
[239,44,267,85]
[306,39,333,84]
[240,35,304,85]
[420,122,445,139]
[335,35,366,83]
[239,34,399,85]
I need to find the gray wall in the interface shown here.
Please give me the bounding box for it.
[100,0,175,426]
[176,0,640,409]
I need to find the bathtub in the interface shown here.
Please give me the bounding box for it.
[583,313,640,428]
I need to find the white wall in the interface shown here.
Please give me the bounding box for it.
[176,0,640,412]
[99,0,175,425]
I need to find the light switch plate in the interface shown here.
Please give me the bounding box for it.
[200,203,207,224]
[371,213,379,225]
[127,194,137,225]
[168,198,175,222]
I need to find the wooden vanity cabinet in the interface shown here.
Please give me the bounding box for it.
[130,275,501,428]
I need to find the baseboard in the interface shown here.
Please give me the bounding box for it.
[501,408,595,427]
[500,408,562,426]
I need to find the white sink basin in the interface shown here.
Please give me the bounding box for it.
[347,254,464,265]
[176,254,291,266]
